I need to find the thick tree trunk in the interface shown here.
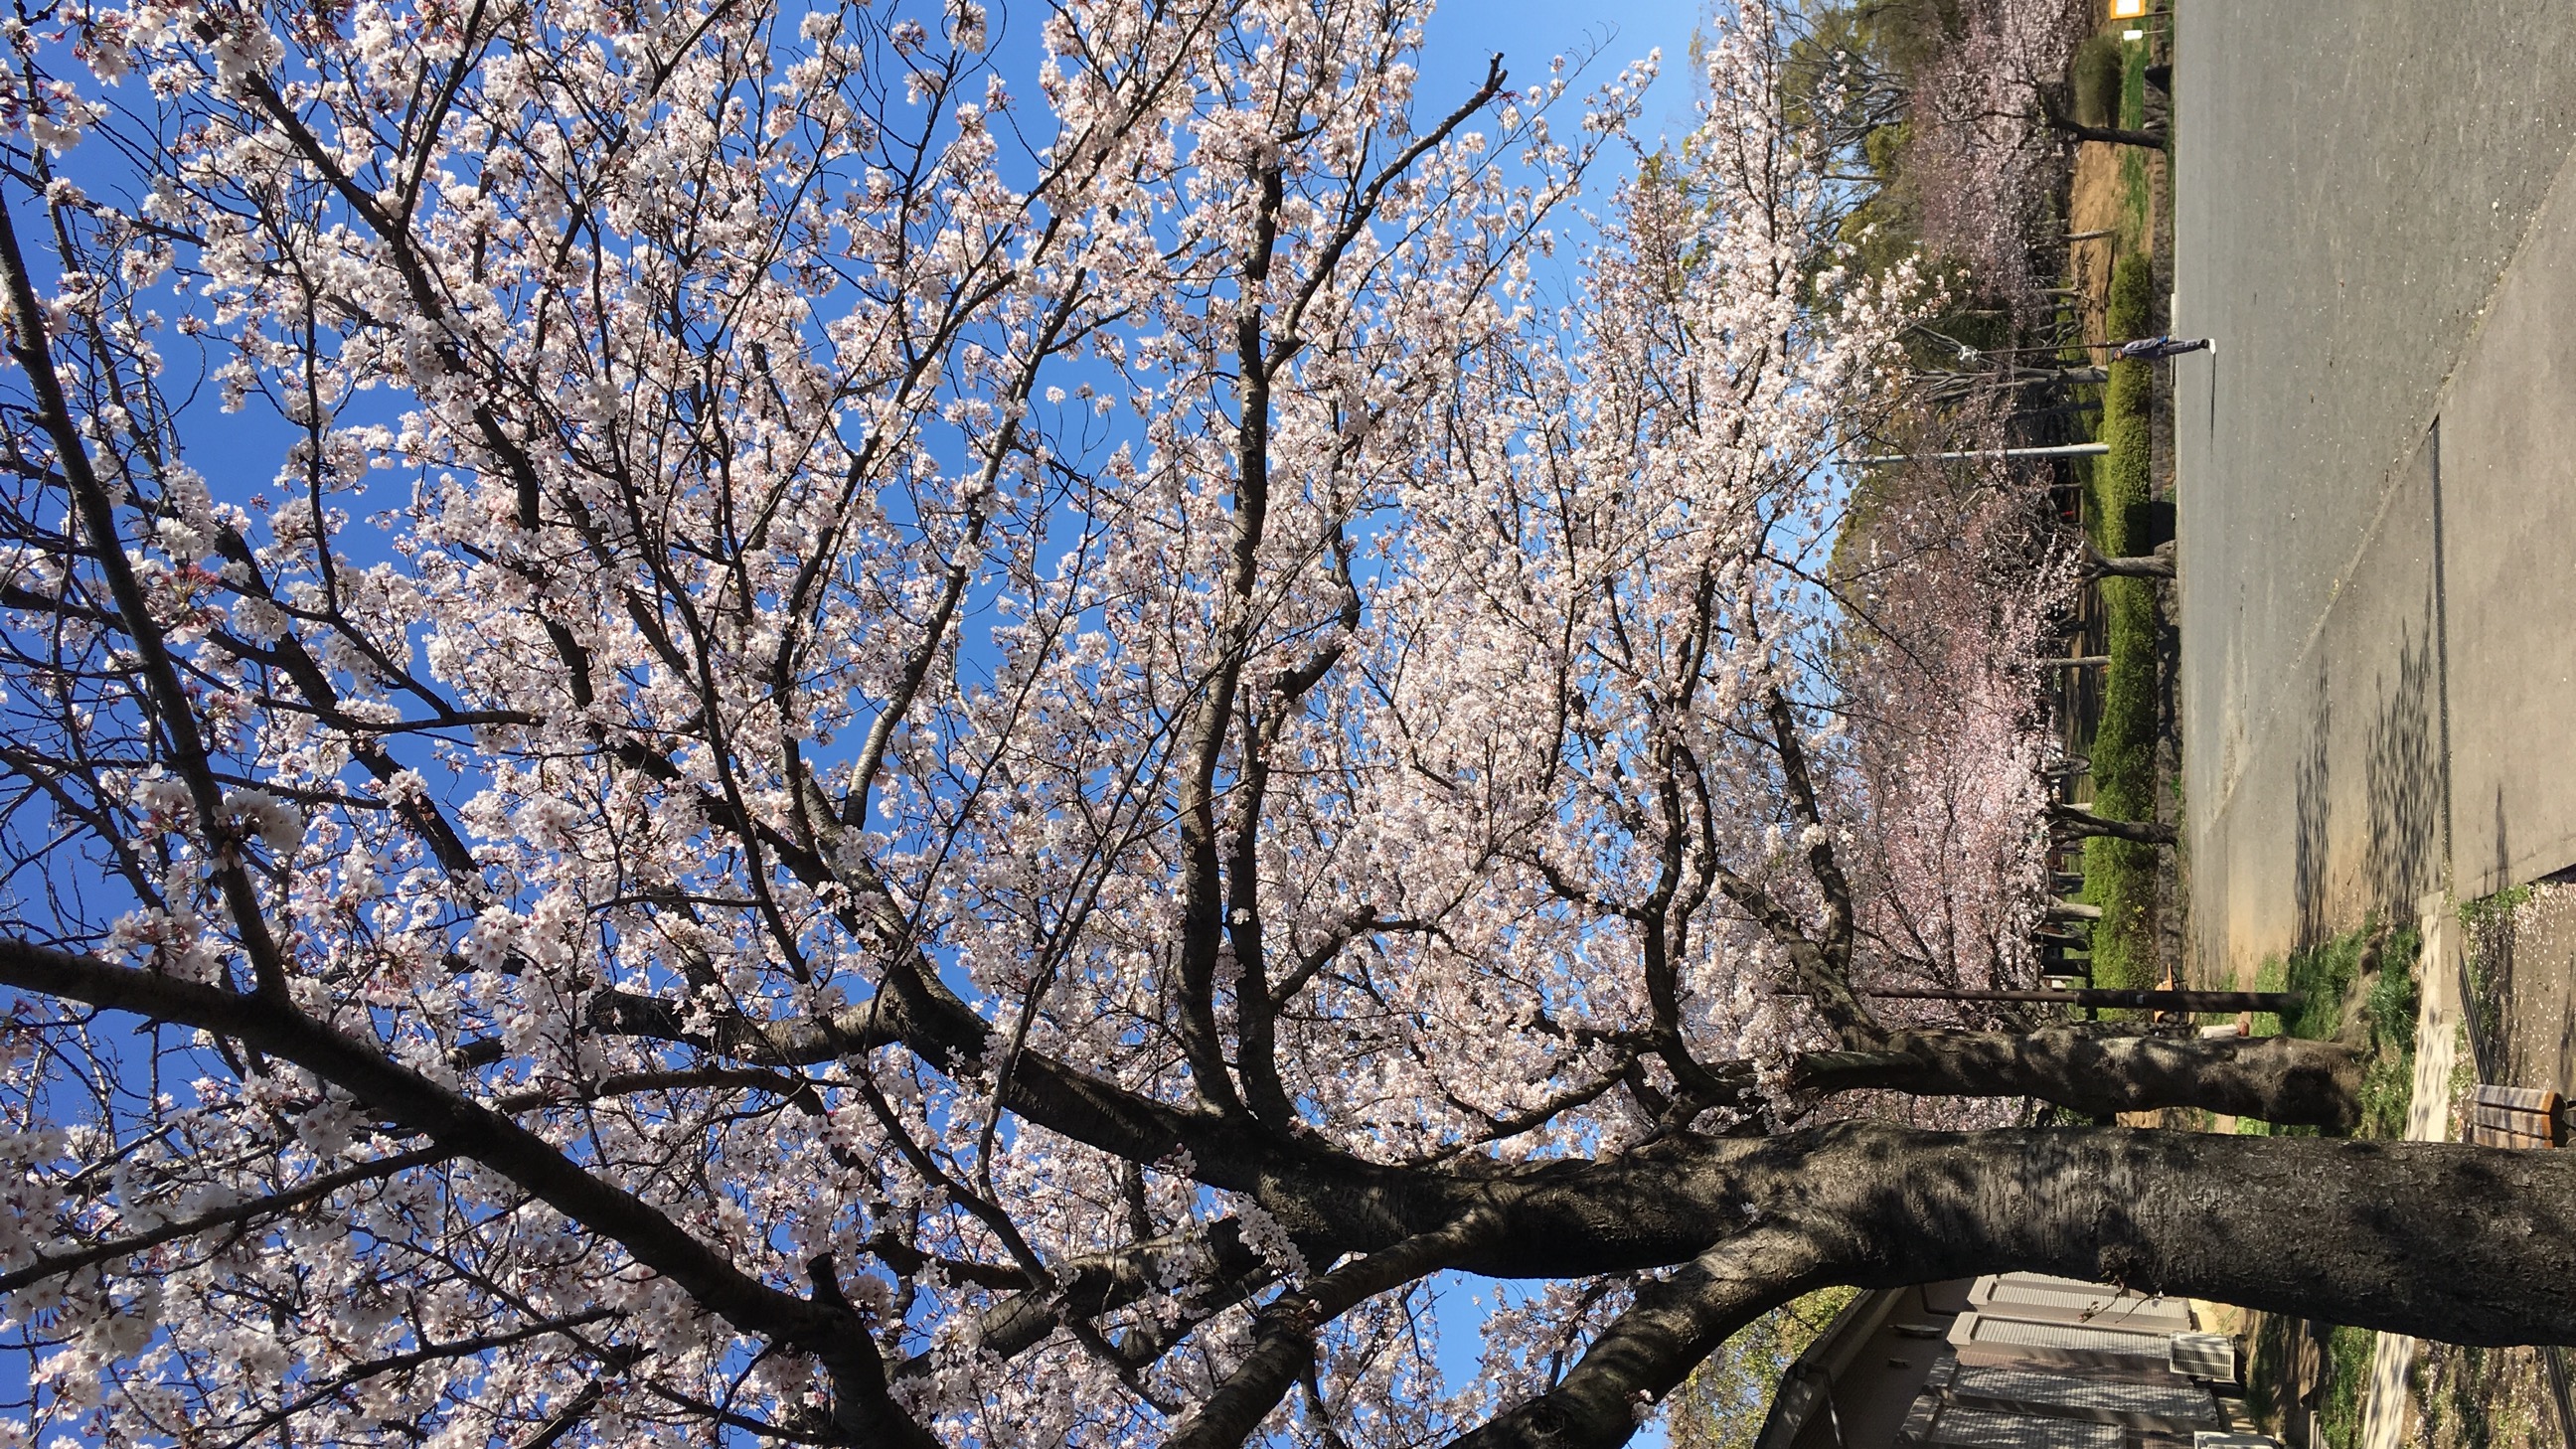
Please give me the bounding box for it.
[1447,1228,1829,1449]
[1451,1124,2576,1448]
[2084,548,2175,580]
[2043,104,2169,151]
[2049,802,2178,846]
[1796,1027,2360,1128]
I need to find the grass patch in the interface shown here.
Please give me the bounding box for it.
[2120,148,2151,252]
[2117,38,2154,249]
[2460,883,2537,931]
[2242,919,2419,1138]
[2244,923,2391,1042]
[2079,836,2155,990]
[2455,883,2549,1105]
[2244,1315,2373,1442]
[2245,1314,2290,1427]
[2319,1323,2378,1448]
[2120,36,2150,130]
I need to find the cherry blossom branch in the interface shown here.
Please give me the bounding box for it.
[1266,911,1449,1011]
[0,936,920,1433]
[1761,688,1858,968]
[1267,55,1511,365]
[1173,135,1295,1118]
[891,1219,1273,1381]
[0,1144,453,1293]
[1163,1211,1500,1449]
[216,1309,625,1449]
[1177,53,1515,1123]
[0,197,293,998]
[1669,737,1880,1046]
[514,1360,643,1449]
[1234,522,1364,1125]
[1418,1065,1651,1163]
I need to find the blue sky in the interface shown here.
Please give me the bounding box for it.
[1432,0,1710,118]
[1424,0,1708,145]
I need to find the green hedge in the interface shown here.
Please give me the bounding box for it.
[2072,34,2123,128]
[2082,257,2160,988]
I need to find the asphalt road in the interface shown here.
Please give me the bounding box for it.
[2173,0,2576,976]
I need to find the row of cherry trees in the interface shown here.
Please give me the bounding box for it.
[1815,0,2183,997]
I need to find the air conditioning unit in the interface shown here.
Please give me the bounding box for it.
[2170,1332,2238,1380]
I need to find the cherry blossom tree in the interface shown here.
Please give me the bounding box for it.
[1833,451,2069,1011]
[1902,0,2094,308]
[0,3,2564,1448]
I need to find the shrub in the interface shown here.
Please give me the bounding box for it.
[2071,33,2123,128]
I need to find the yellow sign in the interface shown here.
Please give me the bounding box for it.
[2110,0,2148,16]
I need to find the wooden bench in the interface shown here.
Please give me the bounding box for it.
[2469,1083,2562,1148]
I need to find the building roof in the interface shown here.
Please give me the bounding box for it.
[1744,1276,2261,1449]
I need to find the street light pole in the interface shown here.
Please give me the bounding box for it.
[1848,443,2111,466]
[1862,987,2304,1014]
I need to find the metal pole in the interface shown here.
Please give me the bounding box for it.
[1862,987,2303,1014]
[1848,443,2111,465]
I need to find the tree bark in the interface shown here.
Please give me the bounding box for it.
[1448,1229,1827,1449]
[2043,102,2169,150]
[2048,802,2178,846]
[2091,549,2174,577]
[1450,1124,2576,1448]
[1796,1027,2360,1129]
[2084,548,2175,580]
